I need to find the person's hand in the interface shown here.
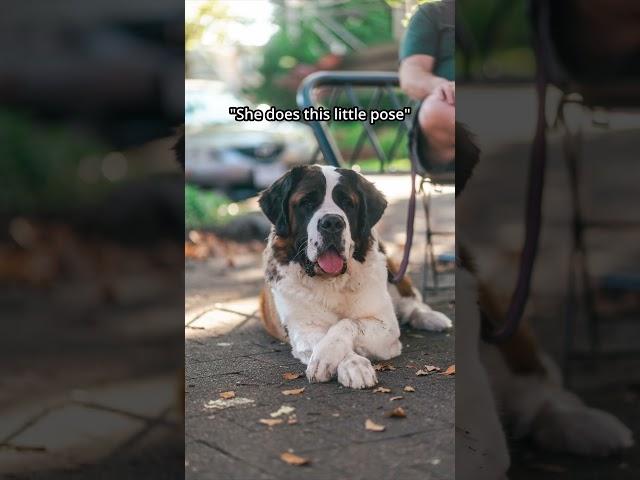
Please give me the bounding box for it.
[433,81,455,105]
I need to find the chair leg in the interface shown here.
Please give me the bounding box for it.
[421,184,429,299]
[428,189,438,290]
[421,182,437,296]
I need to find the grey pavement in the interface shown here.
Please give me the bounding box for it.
[185,178,455,480]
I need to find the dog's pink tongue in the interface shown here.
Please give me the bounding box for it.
[317,250,344,275]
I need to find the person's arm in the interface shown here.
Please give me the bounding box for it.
[399,54,449,101]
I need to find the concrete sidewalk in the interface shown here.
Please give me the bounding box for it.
[185,178,455,480]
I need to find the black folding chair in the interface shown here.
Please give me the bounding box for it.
[296,71,454,295]
[530,0,640,383]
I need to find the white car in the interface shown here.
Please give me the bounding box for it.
[185,80,316,195]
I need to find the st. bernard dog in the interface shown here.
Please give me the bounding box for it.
[258,165,451,389]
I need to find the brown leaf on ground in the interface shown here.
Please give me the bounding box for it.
[373,362,396,371]
[280,452,310,466]
[387,406,407,418]
[373,386,391,393]
[287,416,298,425]
[426,365,441,372]
[403,386,416,392]
[365,419,386,432]
[390,396,404,402]
[442,365,456,376]
[282,372,303,381]
[282,387,305,396]
[415,369,429,376]
[259,418,284,427]
[219,391,236,399]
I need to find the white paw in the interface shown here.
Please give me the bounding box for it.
[306,339,350,383]
[409,305,452,331]
[532,403,634,456]
[337,353,378,389]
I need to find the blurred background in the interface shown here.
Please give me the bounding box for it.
[457,0,640,477]
[0,1,184,477]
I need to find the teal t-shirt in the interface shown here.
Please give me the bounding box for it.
[400,0,455,81]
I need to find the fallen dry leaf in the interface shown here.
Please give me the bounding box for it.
[205,397,254,410]
[426,365,441,372]
[390,396,404,401]
[287,416,298,425]
[270,405,295,417]
[387,406,407,418]
[373,386,391,394]
[403,386,416,392]
[373,362,396,371]
[280,451,310,466]
[442,365,456,376]
[259,418,284,427]
[283,372,303,381]
[365,419,386,432]
[219,391,236,399]
[415,369,429,376]
[282,387,305,396]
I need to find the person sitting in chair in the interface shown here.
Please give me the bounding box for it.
[399,0,455,170]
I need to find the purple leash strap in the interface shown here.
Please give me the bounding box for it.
[390,116,420,284]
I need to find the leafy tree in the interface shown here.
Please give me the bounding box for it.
[249,0,394,108]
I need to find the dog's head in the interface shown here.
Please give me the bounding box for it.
[259,165,387,277]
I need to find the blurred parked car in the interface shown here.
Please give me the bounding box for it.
[185,79,316,196]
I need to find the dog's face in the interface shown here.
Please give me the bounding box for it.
[259,165,387,277]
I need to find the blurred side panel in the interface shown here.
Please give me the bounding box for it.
[456,0,640,478]
[0,1,185,478]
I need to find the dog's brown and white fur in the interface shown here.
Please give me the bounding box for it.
[258,165,451,389]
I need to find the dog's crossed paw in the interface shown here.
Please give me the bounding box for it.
[306,338,351,383]
[337,353,378,389]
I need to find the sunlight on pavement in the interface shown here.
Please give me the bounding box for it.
[185,296,260,339]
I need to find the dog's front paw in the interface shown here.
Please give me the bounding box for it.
[306,339,350,383]
[337,353,378,389]
[409,305,452,332]
[532,403,633,456]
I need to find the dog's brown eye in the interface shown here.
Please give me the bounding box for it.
[300,195,316,207]
[338,193,354,208]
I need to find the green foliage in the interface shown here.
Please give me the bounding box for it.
[0,110,108,213]
[249,0,394,109]
[185,184,235,229]
[186,0,230,51]
[457,0,535,78]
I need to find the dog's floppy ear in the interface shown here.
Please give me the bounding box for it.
[259,166,305,236]
[351,171,387,233]
[359,176,387,229]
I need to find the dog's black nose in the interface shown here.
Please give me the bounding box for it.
[319,214,345,234]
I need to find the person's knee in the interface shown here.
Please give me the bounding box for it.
[418,95,454,135]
